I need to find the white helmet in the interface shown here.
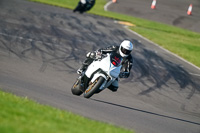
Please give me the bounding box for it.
[119,40,133,57]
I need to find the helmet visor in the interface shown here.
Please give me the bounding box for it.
[121,47,131,55]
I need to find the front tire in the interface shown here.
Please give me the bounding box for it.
[84,76,105,98]
[71,79,83,96]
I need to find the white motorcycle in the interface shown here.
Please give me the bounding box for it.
[71,52,123,98]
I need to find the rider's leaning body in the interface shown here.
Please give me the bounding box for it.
[78,40,133,92]
[73,0,95,13]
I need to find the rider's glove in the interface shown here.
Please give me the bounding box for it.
[86,52,96,59]
[119,72,130,78]
[95,50,102,59]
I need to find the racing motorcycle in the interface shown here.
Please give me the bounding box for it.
[73,0,95,14]
[71,52,123,98]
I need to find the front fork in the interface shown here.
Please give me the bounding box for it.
[79,73,90,92]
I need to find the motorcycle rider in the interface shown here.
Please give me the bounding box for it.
[73,0,95,13]
[77,40,133,92]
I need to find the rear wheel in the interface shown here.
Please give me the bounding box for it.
[71,79,83,96]
[84,76,105,98]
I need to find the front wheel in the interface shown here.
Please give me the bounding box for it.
[84,76,105,98]
[71,79,83,96]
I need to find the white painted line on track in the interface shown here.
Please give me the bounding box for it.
[189,73,200,77]
[124,27,200,72]
[104,1,113,11]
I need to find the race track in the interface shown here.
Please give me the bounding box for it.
[107,0,200,33]
[0,0,200,133]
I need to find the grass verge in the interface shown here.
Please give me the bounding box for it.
[30,0,200,68]
[0,90,133,133]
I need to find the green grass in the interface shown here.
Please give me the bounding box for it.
[30,0,200,68]
[0,90,133,133]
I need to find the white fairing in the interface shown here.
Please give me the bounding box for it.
[85,53,122,90]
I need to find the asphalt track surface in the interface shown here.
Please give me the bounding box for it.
[107,0,200,33]
[0,0,200,133]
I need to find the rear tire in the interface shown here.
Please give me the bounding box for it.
[84,76,105,98]
[71,79,83,96]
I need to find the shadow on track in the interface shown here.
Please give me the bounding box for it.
[123,42,200,100]
[91,98,200,126]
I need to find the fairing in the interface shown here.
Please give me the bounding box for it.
[85,53,122,79]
